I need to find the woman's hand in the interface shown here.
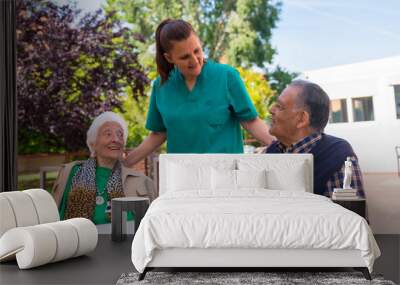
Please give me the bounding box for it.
[123,132,166,168]
[240,118,274,146]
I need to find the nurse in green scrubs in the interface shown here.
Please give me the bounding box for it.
[125,19,273,167]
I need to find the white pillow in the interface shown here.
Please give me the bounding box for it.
[211,168,268,191]
[236,169,268,189]
[212,168,237,190]
[167,163,212,191]
[237,158,308,192]
[266,161,306,191]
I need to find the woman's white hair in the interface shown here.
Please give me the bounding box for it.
[86,111,128,156]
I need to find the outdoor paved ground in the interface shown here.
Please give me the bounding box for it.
[364,173,400,234]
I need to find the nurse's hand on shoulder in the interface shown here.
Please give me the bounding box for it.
[241,118,274,146]
[123,132,166,168]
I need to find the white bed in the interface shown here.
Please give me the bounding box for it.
[131,154,380,280]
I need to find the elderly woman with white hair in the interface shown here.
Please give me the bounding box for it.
[52,112,155,227]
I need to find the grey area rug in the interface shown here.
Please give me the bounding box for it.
[116,271,396,285]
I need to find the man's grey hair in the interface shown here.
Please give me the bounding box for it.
[86,111,128,156]
[289,80,330,132]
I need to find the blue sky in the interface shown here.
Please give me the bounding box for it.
[271,0,400,72]
[72,0,400,73]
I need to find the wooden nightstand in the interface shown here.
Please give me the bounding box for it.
[332,198,366,219]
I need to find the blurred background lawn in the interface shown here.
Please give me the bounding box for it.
[18,172,58,192]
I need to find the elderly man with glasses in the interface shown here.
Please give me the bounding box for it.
[266,80,365,198]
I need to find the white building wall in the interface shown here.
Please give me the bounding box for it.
[304,56,400,173]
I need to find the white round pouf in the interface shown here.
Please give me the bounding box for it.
[0,226,57,269]
[66,218,98,257]
[0,192,39,227]
[0,189,98,269]
[0,196,17,237]
[42,221,79,262]
[24,189,59,224]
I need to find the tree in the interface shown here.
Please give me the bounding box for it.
[237,68,276,145]
[266,65,299,95]
[119,88,150,149]
[237,68,275,120]
[16,0,149,154]
[105,0,281,69]
[105,0,296,99]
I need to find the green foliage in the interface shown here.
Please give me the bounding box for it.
[266,65,299,95]
[17,0,149,154]
[116,88,151,148]
[237,67,276,121]
[236,67,276,145]
[17,129,67,154]
[105,0,281,69]
[226,0,280,67]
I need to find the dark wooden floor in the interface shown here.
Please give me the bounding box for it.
[0,235,135,285]
[0,235,398,285]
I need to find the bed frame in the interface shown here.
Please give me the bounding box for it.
[138,154,371,280]
[139,248,370,280]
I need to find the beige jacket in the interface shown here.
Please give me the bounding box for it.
[52,161,157,208]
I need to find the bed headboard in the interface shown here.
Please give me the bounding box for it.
[158,154,314,195]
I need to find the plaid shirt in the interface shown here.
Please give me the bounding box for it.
[273,132,365,198]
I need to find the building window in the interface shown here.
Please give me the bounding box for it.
[352,97,374,122]
[330,99,348,123]
[394,85,400,119]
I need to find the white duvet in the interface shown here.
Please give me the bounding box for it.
[131,190,380,273]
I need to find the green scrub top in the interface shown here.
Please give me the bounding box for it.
[59,164,133,224]
[146,60,258,153]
